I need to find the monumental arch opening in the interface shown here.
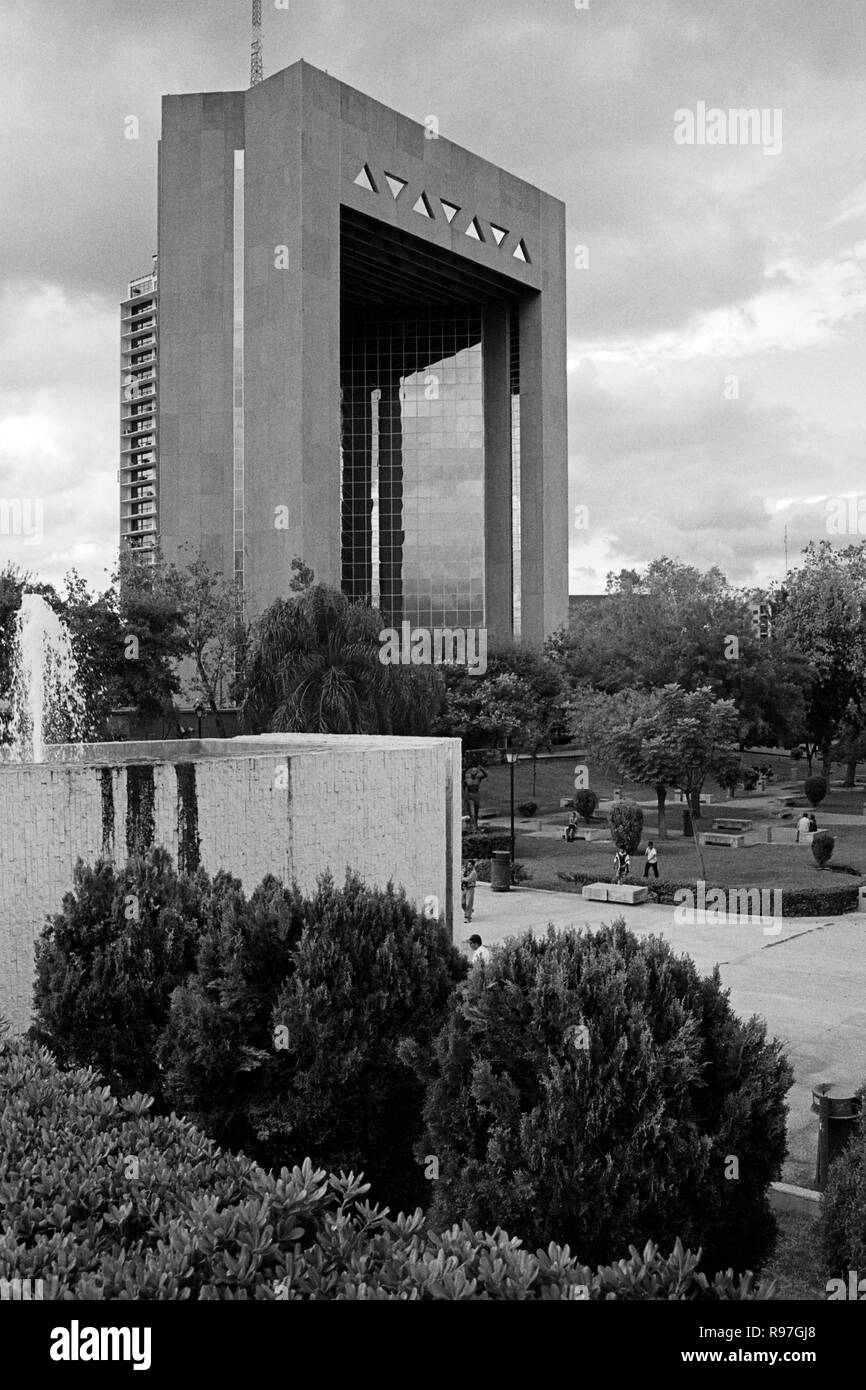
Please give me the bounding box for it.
[157,60,568,643]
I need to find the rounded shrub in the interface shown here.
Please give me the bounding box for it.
[805,775,828,808]
[0,1027,779,1300]
[609,802,644,853]
[31,848,226,1102]
[517,801,538,818]
[418,921,793,1277]
[820,1095,866,1279]
[572,789,599,823]
[811,831,835,867]
[159,871,467,1213]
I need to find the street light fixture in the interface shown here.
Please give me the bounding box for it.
[504,744,519,867]
[195,703,204,739]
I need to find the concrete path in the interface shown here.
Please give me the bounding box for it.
[460,885,866,1188]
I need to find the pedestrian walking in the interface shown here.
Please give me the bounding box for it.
[463,763,488,831]
[643,841,659,878]
[461,859,478,923]
[465,933,491,966]
[612,847,630,884]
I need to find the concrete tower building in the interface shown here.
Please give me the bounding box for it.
[156,60,568,641]
[119,262,159,564]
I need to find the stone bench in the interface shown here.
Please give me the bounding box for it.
[713,819,753,832]
[743,827,771,845]
[768,827,814,845]
[561,827,608,842]
[699,832,746,848]
[581,883,649,905]
[672,791,715,805]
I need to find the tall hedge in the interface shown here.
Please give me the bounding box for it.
[158,871,467,1213]
[0,1028,778,1300]
[609,802,644,853]
[820,1093,866,1277]
[417,922,793,1277]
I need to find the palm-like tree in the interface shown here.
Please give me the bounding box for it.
[241,585,441,735]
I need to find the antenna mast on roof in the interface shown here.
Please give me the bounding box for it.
[251,0,264,86]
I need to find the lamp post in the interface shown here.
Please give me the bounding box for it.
[504,745,519,867]
[195,703,204,739]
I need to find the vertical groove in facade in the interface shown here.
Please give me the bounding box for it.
[233,149,246,608]
[509,309,522,639]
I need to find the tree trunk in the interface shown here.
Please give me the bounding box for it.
[689,788,702,821]
[655,784,668,840]
[821,742,833,781]
[531,755,538,797]
[692,830,707,882]
[844,757,857,788]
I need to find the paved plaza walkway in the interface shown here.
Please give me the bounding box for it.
[460,885,866,1188]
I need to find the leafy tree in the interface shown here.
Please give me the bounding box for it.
[115,549,189,729]
[558,559,807,748]
[162,549,245,736]
[570,687,678,839]
[436,642,566,780]
[773,542,866,778]
[289,556,315,592]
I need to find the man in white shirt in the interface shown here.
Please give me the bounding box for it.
[796,812,811,840]
[466,934,491,966]
[643,841,659,878]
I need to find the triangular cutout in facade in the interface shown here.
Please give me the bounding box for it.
[413,192,434,219]
[440,199,461,224]
[385,173,408,199]
[354,165,378,193]
[465,217,485,241]
[490,223,508,246]
[513,239,530,263]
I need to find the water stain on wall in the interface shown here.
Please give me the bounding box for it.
[175,762,201,874]
[125,765,156,858]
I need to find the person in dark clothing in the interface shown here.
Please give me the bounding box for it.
[463,763,487,831]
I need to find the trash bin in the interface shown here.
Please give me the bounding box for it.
[682,809,693,838]
[812,1083,861,1189]
[490,850,511,893]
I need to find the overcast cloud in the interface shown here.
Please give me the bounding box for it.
[1,0,864,595]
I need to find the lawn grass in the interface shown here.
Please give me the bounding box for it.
[475,756,866,892]
[762,1211,827,1300]
[512,828,866,893]
[478,754,866,821]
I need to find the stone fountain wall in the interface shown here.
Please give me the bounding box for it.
[0,734,461,1034]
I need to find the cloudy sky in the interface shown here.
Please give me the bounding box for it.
[1,0,864,596]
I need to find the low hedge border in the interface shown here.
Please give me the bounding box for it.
[554,871,859,917]
[462,832,512,860]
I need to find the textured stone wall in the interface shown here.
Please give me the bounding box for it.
[0,735,459,1034]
